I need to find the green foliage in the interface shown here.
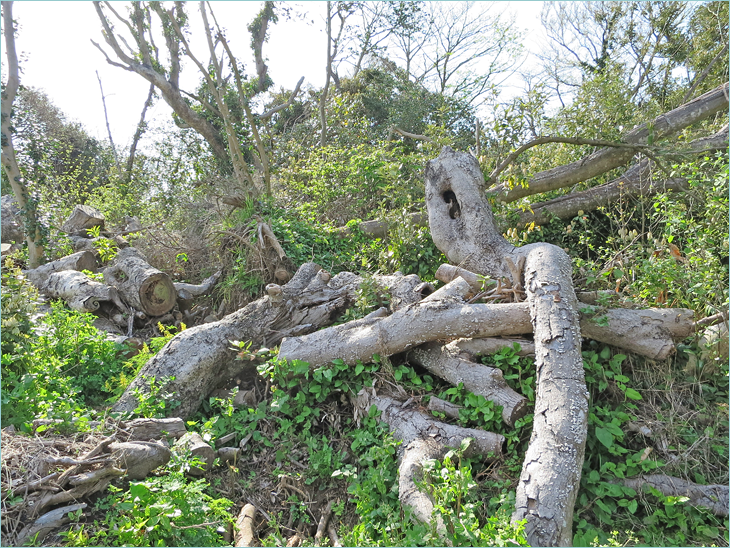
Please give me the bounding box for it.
[65,461,233,547]
[1,299,131,429]
[422,441,529,546]
[86,226,118,263]
[574,343,728,546]
[378,208,446,280]
[278,144,426,226]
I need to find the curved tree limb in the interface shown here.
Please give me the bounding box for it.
[486,82,729,203]
[620,475,728,517]
[425,146,586,546]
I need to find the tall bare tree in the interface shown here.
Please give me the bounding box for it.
[93,1,301,197]
[1,1,45,267]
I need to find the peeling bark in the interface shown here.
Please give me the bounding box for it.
[25,250,97,287]
[42,270,126,313]
[112,263,361,419]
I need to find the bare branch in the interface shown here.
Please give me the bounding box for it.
[259,76,305,119]
[391,127,433,143]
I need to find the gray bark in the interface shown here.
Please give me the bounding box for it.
[620,475,728,517]
[42,270,126,313]
[408,341,528,426]
[122,417,187,441]
[514,125,729,226]
[173,270,222,297]
[353,390,504,535]
[279,298,532,367]
[14,503,87,547]
[449,337,535,357]
[109,441,171,480]
[427,396,463,420]
[174,432,215,476]
[425,146,586,547]
[61,204,106,235]
[103,247,176,317]
[280,281,690,367]
[112,263,361,419]
[25,250,97,287]
[1,193,23,243]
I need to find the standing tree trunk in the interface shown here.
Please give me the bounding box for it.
[319,1,333,147]
[425,146,588,547]
[1,2,45,267]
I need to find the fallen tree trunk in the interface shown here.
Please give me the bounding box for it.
[619,475,729,517]
[14,503,87,547]
[103,247,176,317]
[279,295,693,367]
[513,124,729,226]
[42,270,127,313]
[235,503,257,547]
[25,250,97,286]
[112,263,361,418]
[279,297,532,366]
[425,146,587,546]
[516,160,689,226]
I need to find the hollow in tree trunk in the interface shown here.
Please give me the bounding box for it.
[425,146,588,547]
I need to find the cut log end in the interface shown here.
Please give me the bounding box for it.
[140,273,177,316]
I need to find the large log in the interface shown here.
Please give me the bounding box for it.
[25,250,97,286]
[103,247,176,316]
[112,263,362,418]
[279,294,693,367]
[425,147,586,547]
[279,297,532,366]
[42,270,127,313]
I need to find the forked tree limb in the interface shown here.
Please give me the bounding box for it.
[353,390,504,536]
[425,146,586,546]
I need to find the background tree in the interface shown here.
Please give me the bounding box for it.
[1,1,45,267]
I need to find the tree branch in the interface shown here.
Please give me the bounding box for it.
[259,76,305,119]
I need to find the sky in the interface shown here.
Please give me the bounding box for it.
[6,1,547,150]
